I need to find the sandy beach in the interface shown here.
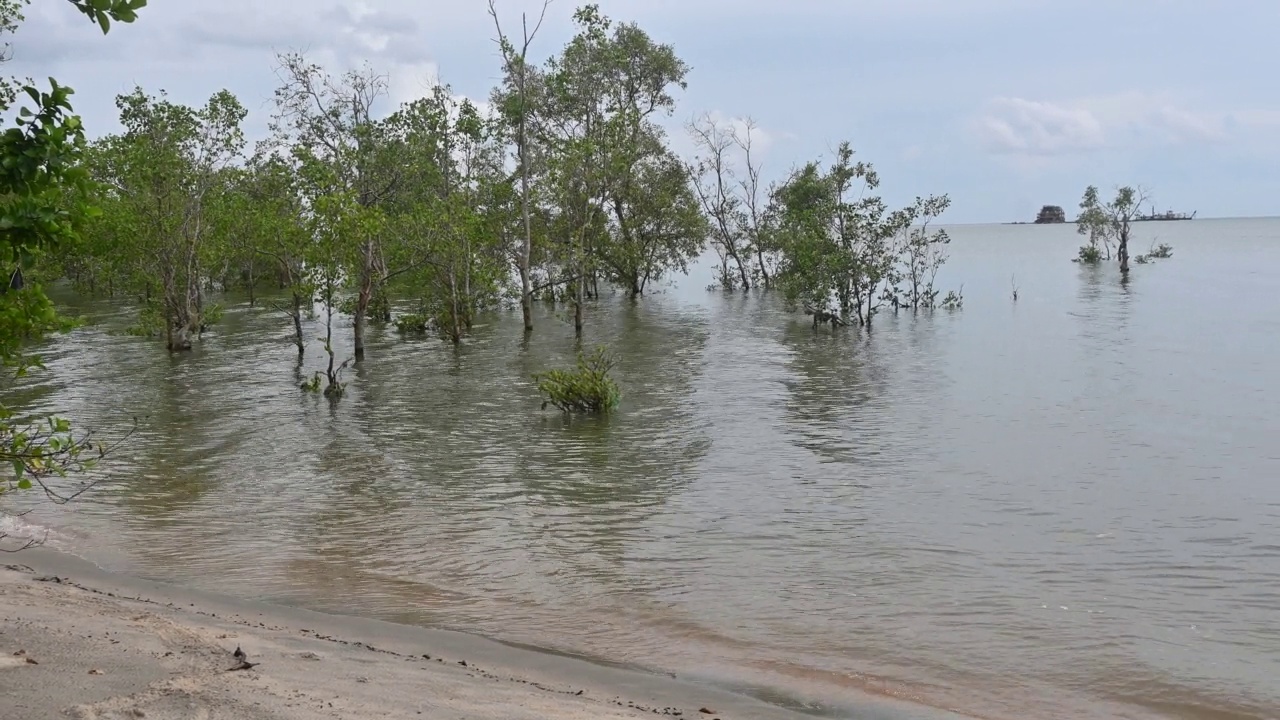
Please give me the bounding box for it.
[0,550,963,720]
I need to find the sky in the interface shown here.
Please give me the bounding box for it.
[8,0,1280,224]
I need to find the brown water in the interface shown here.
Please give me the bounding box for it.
[5,219,1280,720]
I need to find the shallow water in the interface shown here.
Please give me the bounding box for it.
[5,219,1280,720]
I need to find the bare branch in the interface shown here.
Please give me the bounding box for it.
[0,531,43,553]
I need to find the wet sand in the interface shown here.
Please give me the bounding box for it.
[0,550,967,720]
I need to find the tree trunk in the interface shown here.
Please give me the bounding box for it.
[574,276,584,339]
[756,248,771,289]
[170,323,192,351]
[518,138,534,334]
[292,291,305,356]
[1118,226,1130,274]
[325,318,336,387]
[353,308,366,360]
[520,274,533,332]
[354,241,374,361]
[164,306,174,351]
[449,264,462,345]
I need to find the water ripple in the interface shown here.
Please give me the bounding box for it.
[4,221,1280,720]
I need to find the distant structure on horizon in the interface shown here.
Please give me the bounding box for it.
[1135,206,1196,222]
[1034,205,1067,224]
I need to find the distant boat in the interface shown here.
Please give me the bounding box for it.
[1135,206,1195,222]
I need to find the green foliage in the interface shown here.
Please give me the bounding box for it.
[768,142,957,327]
[0,0,143,508]
[270,53,395,360]
[393,312,431,334]
[119,300,163,336]
[0,410,105,500]
[66,0,146,34]
[335,295,359,316]
[598,146,708,296]
[529,5,698,327]
[80,87,247,350]
[1135,242,1174,264]
[896,195,952,309]
[1075,184,1163,272]
[534,345,620,414]
[201,302,224,329]
[1075,244,1103,264]
[0,283,76,365]
[941,287,964,310]
[321,358,349,399]
[381,85,513,344]
[300,372,322,393]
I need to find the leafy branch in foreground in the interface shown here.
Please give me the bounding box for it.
[533,346,620,414]
[0,413,137,503]
[66,0,146,34]
[0,414,139,551]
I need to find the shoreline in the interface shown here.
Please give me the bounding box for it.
[1,548,969,720]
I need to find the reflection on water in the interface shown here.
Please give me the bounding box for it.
[5,219,1280,720]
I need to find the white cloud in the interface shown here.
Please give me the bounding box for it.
[387,62,442,107]
[973,97,1106,156]
[1072,91,1226,144]
[1230,109,1280,128]
[5,0,1280,222]
[971,92,1262,159]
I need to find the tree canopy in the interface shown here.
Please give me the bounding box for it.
[1,0,967,448]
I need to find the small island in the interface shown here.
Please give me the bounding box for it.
[1034,205,1067,224]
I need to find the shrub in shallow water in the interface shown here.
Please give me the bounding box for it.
[533,346,620,414]
[1075,244,1103,264]
[394,312,431,334]
[941,285,964,310]
[1134,242,1174,265]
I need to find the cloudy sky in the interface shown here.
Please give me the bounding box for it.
[10,0,1279,223]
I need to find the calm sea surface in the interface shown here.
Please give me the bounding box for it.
[5,219,1280,720]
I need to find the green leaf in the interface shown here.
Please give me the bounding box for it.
[17,479,33,490]
[12,459,24,479]
[97,13,110,33]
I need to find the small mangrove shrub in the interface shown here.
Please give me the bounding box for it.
[1135,242,1174,264]
[1075,244,1103,264]
[300,372,322,393]
[394,312,431,334]
[337,293,390,321]
[301,367,348,398]
[533,346,621,414]
[941,286,964,310]
[120,303,164,337]
[200,302,225,331]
